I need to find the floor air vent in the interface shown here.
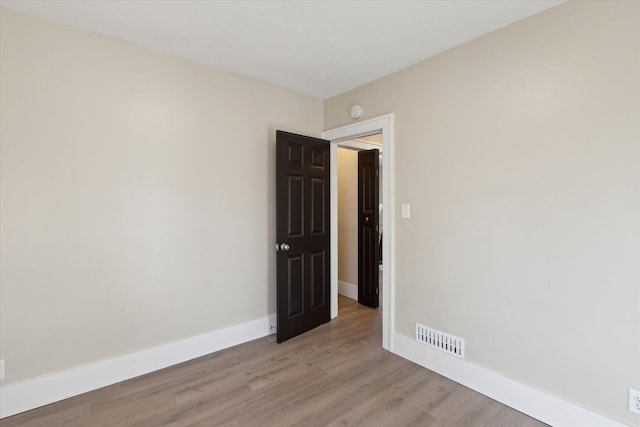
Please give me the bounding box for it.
[415,323,465,359]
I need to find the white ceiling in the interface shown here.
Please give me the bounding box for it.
[0,0,564,99]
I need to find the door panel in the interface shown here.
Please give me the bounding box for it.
[288,176,303,236]
[287,255,304,317]
[276,130,331,343]
[358,149,380,308]
[310,177,325,234]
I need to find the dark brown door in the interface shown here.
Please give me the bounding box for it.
[358,149,380,308]
[276,130,331,343]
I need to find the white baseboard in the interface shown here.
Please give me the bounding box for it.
[338,281,358,300]
[392,332,626,427]
[0,314,276,419]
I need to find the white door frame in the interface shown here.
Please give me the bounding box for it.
[323,113,395,351]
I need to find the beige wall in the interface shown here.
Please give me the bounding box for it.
[0,8,323,384]
[325,1,640,425]
[337,148,358,286]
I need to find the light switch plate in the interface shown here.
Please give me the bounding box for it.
[401,204,411,219]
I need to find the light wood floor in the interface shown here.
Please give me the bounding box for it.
[1,296,547,427]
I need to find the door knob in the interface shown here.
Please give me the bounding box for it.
[280,243,290,251]
[365,216,370,222]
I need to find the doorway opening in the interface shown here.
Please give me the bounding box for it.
[336,135,382,308]
[323,114,395,351]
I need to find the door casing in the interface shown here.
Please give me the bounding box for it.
[323,113,395,351]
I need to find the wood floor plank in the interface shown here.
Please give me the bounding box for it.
[0,297,547,427]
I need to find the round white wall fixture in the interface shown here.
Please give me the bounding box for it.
[350,104,364,119]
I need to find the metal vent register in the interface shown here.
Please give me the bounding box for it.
[415,323,465,359]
